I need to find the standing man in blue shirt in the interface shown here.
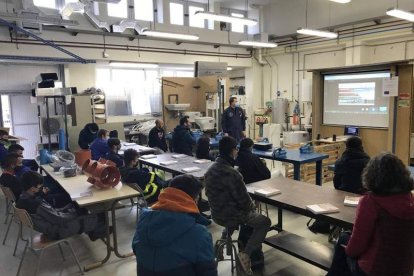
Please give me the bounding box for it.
[221,96,246,142]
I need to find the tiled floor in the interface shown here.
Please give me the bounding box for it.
[0,165,333,276]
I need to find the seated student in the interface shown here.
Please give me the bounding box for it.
[196,136,213,160]
[105,138,123,168]
[90,129,109,160]
[8,144,39,175]
[334,136,370,194]
[236,138,271,184]
[0,153,23,200]
[0,129,9,161]
[78,123,99,150]
[132,174,217,276]
[120,149,167,205]
[327,153,414,276]
[109,130,118,138]
[148,119,168,152]
[172,116,195,156]
[17,171,107,241]
[205,136,271,275]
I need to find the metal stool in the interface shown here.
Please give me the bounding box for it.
[214,226,242,274]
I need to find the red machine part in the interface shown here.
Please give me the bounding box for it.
[82,159,120,189]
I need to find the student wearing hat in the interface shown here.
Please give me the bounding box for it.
[132,174,217,276]
[334,136,370,194]
[236,138,271,184]
[105,138,123,168]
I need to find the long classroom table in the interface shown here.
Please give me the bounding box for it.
[252,148,329,186]
[40,164,139,271]
[138,153,213,179]
[247,177,357,270]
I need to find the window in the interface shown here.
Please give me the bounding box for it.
[108,0,128,18]
[1,95,11,131]
[33,0,56,9]
[189,6,205,28]
[170,2,184,25]
[231,12,245,33]
[134,0,154,21]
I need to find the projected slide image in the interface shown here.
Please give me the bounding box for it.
[338,82,375,106]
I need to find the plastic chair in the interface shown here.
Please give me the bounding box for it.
[1,185,14,224]
[1,185,22,256]
[14,204,84,276]
[124,183,149,222]
[214,226,243,274]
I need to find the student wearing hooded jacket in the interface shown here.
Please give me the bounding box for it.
[172,116,195,156]
[333,136,370,194]
[78,123,99,150]
[132,174,217,276]
[327,153,414,276]
[236,138,271,184]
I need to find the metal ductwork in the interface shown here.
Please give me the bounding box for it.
[111,19,143,34]
[84,4,110,32]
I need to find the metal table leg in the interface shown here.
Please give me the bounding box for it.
[316,160,322,186]
[111,199,135,258]
[293,163,301,181]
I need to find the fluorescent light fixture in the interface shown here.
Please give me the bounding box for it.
[297,28,338,38]
[329,0,351,3]
[238,41,278,48]
[142,30,199,41]
[227,67,233,71]
[194,11,257,26]
[386,8,414,22]
[110,62,159,68]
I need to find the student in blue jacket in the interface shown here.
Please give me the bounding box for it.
[90,129,109,160]
[132,174,217,276]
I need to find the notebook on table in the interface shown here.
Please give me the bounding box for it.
[140,154,157,159]
[172,154,187,159]
[254,188,281,197]
[193,159,211,164]
[182,167,201,173]
[160,160,178,166]
[344,196,361,207]
[306,203,340,214]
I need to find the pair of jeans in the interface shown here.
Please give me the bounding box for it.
[242,212,271,256]
[327,232,367,276]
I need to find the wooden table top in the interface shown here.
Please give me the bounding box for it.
[139,153,213,179]
[41,165,139,207]
[247,177,358,229]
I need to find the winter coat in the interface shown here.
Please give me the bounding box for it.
[120,167,166,205]
[17,192,98,240]
[105,151,124,168]
[78,124,97,150]
[334,149,370,194]
[90,138,109,161]
[236,149,271,184]
[132,187,217,276]
[172,125,195,156]
[204,156,255,227]
[346,193,414,275]
[221,106,246,142]
[0,172,22,200]
[148,126,168,152]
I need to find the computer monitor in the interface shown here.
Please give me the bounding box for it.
[344,126,359,136]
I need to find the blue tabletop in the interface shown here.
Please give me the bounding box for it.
[252,148,329,164]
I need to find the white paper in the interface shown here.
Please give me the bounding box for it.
[160,160,178,166]
[182,167,201,173]
[140,154,157,159]
[382,77,398,97]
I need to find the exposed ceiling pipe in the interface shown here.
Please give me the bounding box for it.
[0,17,94,64]
[0,37,251,59]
